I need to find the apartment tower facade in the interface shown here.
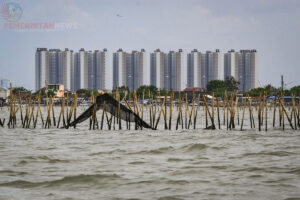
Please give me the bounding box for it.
[164,49,185,91]
[187,49,202,88]
[113,49,146,91]
[224,49,258,91]
[150,49,165,89]
[35,48,49,91]
[73,48,88,91]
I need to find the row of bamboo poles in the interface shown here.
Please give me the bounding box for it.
[1,89,299,131]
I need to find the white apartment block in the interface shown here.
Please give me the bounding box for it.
[113,49,146,91]
[62,48,73,91]
[187,49,202,88]
[35,48,49,91]
[150,49,165,89]
[73,48,88,91]
[224,49,258,91]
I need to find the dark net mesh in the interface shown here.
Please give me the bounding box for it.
[68,93,154,129]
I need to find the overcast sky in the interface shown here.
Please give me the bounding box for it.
[0,0,300,90]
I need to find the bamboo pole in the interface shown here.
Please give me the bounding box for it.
[176,92,182,130]
[185,93,188,129]
[240,97,246,131]
[118,91,121,130]
[279,97,294,130]
[193,94,200,129]
[142,89,145,119]
[203,94,215,129]
[164,91,168,130]
[265,93,268,131]
[258,93,262,131]
[155,95,166,130]
[51,96,56,127]
[292,94,297,130]
[217,97,220,129]
[273,96,277,127]
[169,91,173,130]
[100,101,106,130]
[73,93,77,129]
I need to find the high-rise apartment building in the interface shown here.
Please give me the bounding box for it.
[200,49,221,89]
[48,49,63,85]
[224,49,238,80]
[73,48,88,91]
[87,50,95,90]
[86,49,110,90]
[164,49,185,91]
[224,49,258,91]
[36,48,110,92]
[187,49,202,88]
[113,49,127,90]
[150,49,185,91]
[94,49,109,90]
[35,48,49,91]
[62,48,73,91]
[150,49,165,89]
[113,49,146,91]
[238,50,258,91]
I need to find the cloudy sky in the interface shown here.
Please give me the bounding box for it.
[0,0,299,90]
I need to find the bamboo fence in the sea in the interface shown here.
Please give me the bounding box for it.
[0,87,299,131]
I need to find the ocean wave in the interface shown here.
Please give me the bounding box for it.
[22,155,70,163]
[167,158,191,162]
[182,143,207,152]
[0,170,27,176]
[128,161,145,165]
[242,151,295,157]
[0,174,123,188]
[287,167,300,175]
[157,196,184,200]
[129,146,175,155]
[88,149,126,156]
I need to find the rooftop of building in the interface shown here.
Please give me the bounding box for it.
[49,49,61,52]
[240,49,257,53]
[36,48,48,52]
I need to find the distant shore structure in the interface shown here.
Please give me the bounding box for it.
[35,48,109,92]
[113,49,146,92]
[224,49,258,91]
[35,48,258,92]
[187,49,221,89]
[150,49,185,91]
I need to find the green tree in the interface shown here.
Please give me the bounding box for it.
[113,85,130,99]
[244,84,281,96]
[224,76,240,91]
[136,85,158,99]
[159,89,168,97]
[12,87,31,95]
[206,80,227,96]
[245,87,265,96]
[76,89,98,98]
[290,85,300,95]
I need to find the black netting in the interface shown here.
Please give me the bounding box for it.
[68,93,154,129]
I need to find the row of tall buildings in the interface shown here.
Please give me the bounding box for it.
[150,49,185,91]
[113,49,147,92]
[35,48,109,92]
[35,48,258,92]
[224,49,258,91]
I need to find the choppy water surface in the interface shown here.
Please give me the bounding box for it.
[0,129,299,200]
[0,106,300,199]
